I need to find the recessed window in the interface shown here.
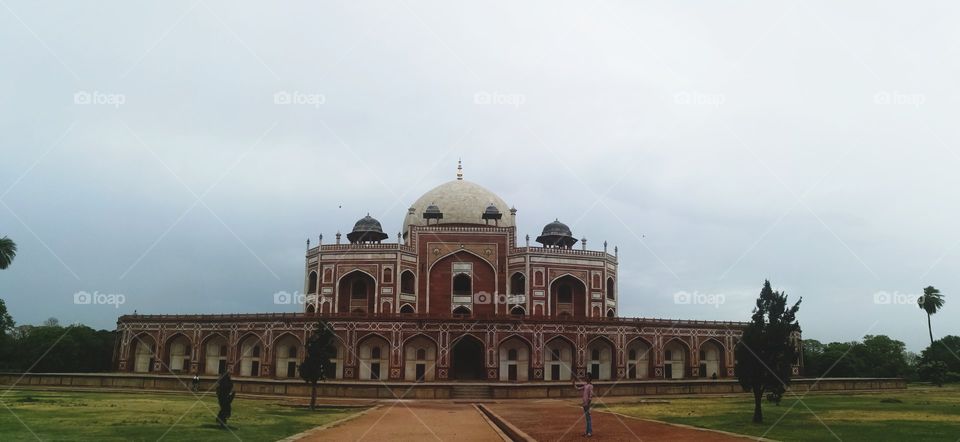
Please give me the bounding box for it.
[453,274,471,296]
[558,284,572,303]
[352,280,367,299]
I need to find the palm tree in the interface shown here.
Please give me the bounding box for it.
[918,286,945,346]
[0,236,16,269]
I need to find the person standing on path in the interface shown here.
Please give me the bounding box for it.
[572,372,594,437]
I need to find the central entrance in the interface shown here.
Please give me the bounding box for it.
[451,335,485,380]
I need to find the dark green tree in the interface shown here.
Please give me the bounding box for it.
[919,335,960,375]
[917,286,945,346]
[735,280,802,423]
[859,335,908,378]
[5,322,115,372]
[918,361,948,387]
[0,299,14,369]
[0,236,16,269]
[299,320,337,410]
[0,299,14,334]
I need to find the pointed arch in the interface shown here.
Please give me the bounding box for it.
[163,333,192,374]
[586,336,615,380]
[549,274,588,318]
[497,333,533,347]
[307,270,318,294]
[545,334,576,348]
[237,332,266,377]
[402,333,438,347]
[510,272,526,295]
[699,337,726,379]
[403,333,437,381]
[357,333,390,380]
[400,270,416,294]
[662,337,691,380]
[544,335,575,381]
[199,333,229,375]
[273,332,302,378]
[449,333,485,380]
[626,336,653,379]
[499,335,532,381]
[427,249,498,316]
[426,248,496,273]
[336,269,377,314]
[130,332,156,373]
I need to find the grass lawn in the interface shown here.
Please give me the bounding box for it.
[604,384,960,441]
[0,389,361,441]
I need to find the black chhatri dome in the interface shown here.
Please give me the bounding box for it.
[481,203,502,221]
[423,203,443,220]
[536,219,577,248]
[347,214,389,243]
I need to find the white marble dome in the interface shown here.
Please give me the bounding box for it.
[403,179,513,235]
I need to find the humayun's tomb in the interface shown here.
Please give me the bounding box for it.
[114,164,802,388]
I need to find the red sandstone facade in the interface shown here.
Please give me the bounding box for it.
[115,169,796,382]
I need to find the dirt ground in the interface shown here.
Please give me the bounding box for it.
[300,401,506,441]
[487,399,746,441]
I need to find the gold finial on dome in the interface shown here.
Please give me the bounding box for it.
[456,158,463,180]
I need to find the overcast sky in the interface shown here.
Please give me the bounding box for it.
[1,1,958,352]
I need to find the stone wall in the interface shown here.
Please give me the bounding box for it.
[0,373,905,399]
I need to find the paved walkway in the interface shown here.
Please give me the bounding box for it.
[300,401,507,441]
[488,399,746,441]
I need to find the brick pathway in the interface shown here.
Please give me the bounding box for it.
[300,401,506,441]
[488,399,747,441]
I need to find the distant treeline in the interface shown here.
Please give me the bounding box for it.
[803,334,960,384]
[0,318,116,373]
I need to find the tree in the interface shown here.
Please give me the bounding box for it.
[299,320,337,410]
[0,236,16,269]
[0,299,14,334]
[917,286,945,346]
[918,361,948,387]
[859,335,908,378]
[0,299,13,369]
[735,280,802,423]
[2,322,115,372]
[802,335,910,379]
[919,335,960,374]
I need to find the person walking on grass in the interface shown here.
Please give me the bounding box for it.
[572,372,594,437]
